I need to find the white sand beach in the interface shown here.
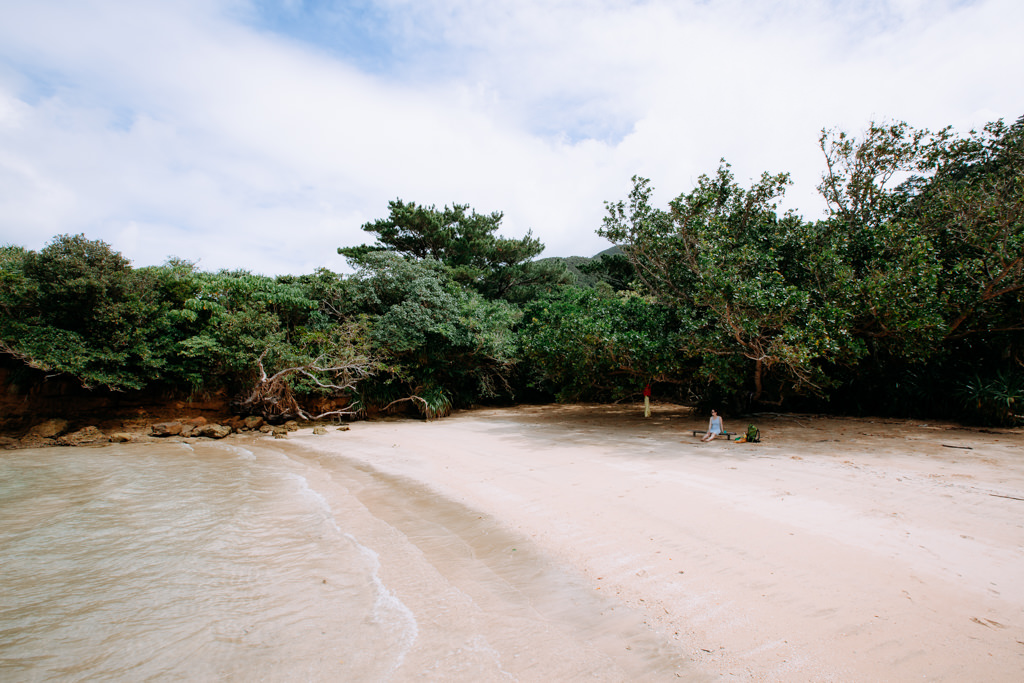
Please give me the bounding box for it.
[286,403,1024,681]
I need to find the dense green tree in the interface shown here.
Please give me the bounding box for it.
[519,287,696,402]
[1,116,1018,426]
[817,117,1023,352]
[0,240,379,417]
[171,267,388,419]
[340,199,570,302]
[342,251,522,416]
[0,245,37,370]
[818,117,1023,423]
[817,121,953,359]
[170,269,311,391]
[0,235,175,390]
[903,116,1024,343]
[600,167,864,406]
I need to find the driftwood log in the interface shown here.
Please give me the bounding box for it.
[236,349,374,421]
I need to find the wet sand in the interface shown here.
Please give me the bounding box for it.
[286,404,1024,681]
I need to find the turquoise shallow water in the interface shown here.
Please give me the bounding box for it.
[0,440,414,681]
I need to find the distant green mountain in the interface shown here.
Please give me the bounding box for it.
[593,245,623,257]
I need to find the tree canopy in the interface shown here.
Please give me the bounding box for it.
[1,116,1020,426]
[339,199,570,301]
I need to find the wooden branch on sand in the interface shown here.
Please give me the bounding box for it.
[240,349,376,421]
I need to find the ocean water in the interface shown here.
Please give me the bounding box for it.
[1,436,692,682]
[0,440,415,681]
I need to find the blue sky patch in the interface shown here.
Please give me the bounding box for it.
[238,0,401,75]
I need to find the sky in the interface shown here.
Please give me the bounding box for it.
[0,0,1021,276]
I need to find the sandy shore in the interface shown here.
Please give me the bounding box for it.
[287,404,1024,681]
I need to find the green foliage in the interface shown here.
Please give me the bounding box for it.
[576,252,637,291]
[519,287,695,401]
[416,384,454,420]
[818,120,932,236]
[344,252,462,353]
[590,116,1021,419]
[600,167,865,405]
[0,238,346,411]
[903,117,1024,342]
[340,199,570,302]
[169,269,317,390]
[236,318,380,420]
[1,235,175,389]
[956,370,1023,426]
[342,251,522,414]
[818,117,1024,356]
[1,116,1018,427]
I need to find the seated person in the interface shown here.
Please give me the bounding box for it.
[701,410,724,442]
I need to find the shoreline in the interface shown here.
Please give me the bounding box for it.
[284,403,1024,681]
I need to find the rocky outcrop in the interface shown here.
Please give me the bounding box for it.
[225,415,264,432]
[0,356,235,433]
[151,422,184,437]
[0,364,356,447]
[194,423,232,439]
[150,420,230,439]
[57,426,109,446]
[178,417,208,437]
[260,424,291,437]
[27,419,69,439]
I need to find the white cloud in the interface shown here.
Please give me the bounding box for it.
[0,0,1020,274]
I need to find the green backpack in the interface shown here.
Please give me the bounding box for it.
[746,424,761,443]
